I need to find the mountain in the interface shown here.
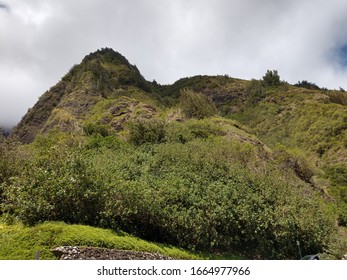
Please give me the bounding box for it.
[11,48,347,167]
[11,48,152,143]
[4,48,347,259]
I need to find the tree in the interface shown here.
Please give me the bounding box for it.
[262,70,281,87]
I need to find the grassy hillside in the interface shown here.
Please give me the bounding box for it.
[231,85,347,165]
[228,84,347,227]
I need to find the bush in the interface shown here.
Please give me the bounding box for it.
[0,139,26,215]
[89,138,336,259]
[294,80,321,90]
[128,118,167,145]
[1,130,340,259]
[262,70,281,87]
[246,79,266,104]
[83,123,109,137]
[2,145,104,226]
[325,164,347,187]
[165,119,226,143]
[179,89,217,119]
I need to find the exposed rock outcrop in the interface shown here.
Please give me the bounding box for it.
[51,246,173,260]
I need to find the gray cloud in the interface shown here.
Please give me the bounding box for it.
[0,3,9,10]
[1,0,347,127]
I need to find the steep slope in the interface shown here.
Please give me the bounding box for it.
[230,85,347,167]
[157,75,346,179]
[11,48,153,143]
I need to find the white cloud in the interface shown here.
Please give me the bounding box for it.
[1,0,347,126]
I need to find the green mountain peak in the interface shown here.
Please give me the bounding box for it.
[11,48,151,143]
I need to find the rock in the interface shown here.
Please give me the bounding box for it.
[51,246,173,260]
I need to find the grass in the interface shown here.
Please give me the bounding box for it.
[231,86,347,165]
[0,221,201,260]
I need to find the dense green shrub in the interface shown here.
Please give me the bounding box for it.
[2,145,104,226]
[165,119,226,143]
[85,135,124,150]
[0,139,27,215]
[180,89,217,119]
[87,138,336,259]
[83,123,109,137]
[128,118,167,145]
[0,127,340,259]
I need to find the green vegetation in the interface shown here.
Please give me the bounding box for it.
[246,79,267,105]
[179,88,218,119]
[262,70,281,87]
[327,90,347,106]
[294,80,321,90]
[2,119,344,259]
[2,52,346,260]
[0,221,198,260]
[128,118,167,145]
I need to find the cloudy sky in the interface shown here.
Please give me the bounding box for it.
[1,0,347,127]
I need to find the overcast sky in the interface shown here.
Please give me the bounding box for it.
[1,0,347,127]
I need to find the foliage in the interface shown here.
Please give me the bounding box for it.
[233,94,347,164]
[325,164,347,187]
[83,122,110,137]
[327,90,347,106]
[179,89,218,119]
[2,143,104,226]
[294,80,321,90]
[231,83,347,237]
[1,117,343,259]
[84,48,151,93]
[0,139,27,215]
[274,145,316,183]
[165,118,226,143]
[246,79,266,105]
[325,164,347,226]
[128,118,167,145]
[82,135,337,259]
[262,70,281,87]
